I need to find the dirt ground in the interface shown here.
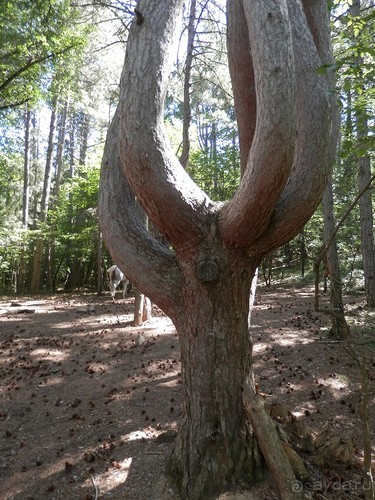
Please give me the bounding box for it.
[0,286,374,500]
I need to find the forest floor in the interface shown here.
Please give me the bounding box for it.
[0,285,374,500]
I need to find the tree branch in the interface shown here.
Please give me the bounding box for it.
[99,107,183,316]
[118,0,215,256]
[254,0,335,255]
[0,98,30,111]
[225,0,256,174]
[0,45,77,94]
[220,0,295,248]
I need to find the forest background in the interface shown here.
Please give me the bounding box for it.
[0,0,374,308]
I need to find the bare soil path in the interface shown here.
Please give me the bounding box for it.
[0,286,374,499]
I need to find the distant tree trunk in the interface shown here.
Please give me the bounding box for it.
[97,229,103,296]
[64,113,77,292]
[79,112,90,166]
[48,97,69,292]
[30,96,58,293]
[351,0,375,307]
[212,121,219,195]
[358,146,375,307]
[133,199,152,325]
[54,98,69,200]
[30,111,41,224]
[321,175,350,339]
[300,229,307,277]
[303,0,350,339]
[18,106,31,293]
[134,291,152,325]
[22,106,31,229]
[179,0,196,168]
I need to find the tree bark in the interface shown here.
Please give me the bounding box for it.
[321,174,350,339]
[352,0,375,308]
[18,105,31,293]
[54,97,69,201]
[303,0,349,337]
[179,0,196,169]
[22,106,31,229]
[358,150,375,307]
[243,381,304,500]
[100,0,336,497]
[170,257,261,498]
[30,96,58,293]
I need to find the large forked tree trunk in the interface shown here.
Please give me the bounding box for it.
[99,0,336,497]
[171,253,259,496]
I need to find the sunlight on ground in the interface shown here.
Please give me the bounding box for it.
[83,457,133,496]
[253,332,314,352]
[123,429,153,442]
[157,377,180,388]
[38,375,66,386]
[270,333,314,347]
[138,316,175,335]
[30,348,69,362]
[321,374,350,392]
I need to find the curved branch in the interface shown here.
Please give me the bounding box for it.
[254,0,335,254]
[118,0,216,256]
[226,0,256,174]
[219,0,296,248]
[99,108,182,316]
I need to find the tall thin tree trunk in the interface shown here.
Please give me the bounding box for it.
[79,112,90,166]
[48,97,69,292]
[18,106,31,293]
[31,96,58,293]
[179,0,196,168]
[300,229,307,277]
[64,114,76,292]
[133,199,152,325]
[30,112,41,223]
[321,175,350,339]
[97,229,103,296]
[22,107,31,228]
[54,98,69,201]
[358,149,375,307]
[351,0,375,307]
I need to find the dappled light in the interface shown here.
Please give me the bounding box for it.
[0,294,181,499]
[82,457,132,496]
[0,287,374,498]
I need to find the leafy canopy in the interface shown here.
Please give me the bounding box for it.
[0,0,89,110]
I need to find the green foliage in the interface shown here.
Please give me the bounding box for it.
[46,164,100,283]
[0,146,23,225]
[0,0,89,110]
[187,145,240,201]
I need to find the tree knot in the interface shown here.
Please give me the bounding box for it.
[196,258,220,283]
[134,9,144,25]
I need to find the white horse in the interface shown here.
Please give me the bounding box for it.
[107,265,129,299]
